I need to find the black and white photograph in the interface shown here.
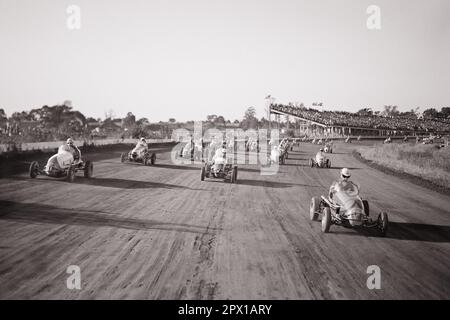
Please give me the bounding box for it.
[0,0,449,305]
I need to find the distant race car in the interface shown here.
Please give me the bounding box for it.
[121,145,156,165]
[29,149,93,182]
[309,152,331,168]
[323,143,333,153]
[383,137,392,144]
[422,138,434,145]
[309,183,388,236]
[345,136,352,143]
[200,158,238,183]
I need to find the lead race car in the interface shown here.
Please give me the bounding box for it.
[309,182,388,236]
[120,140,156,166]
[29,145,93,182]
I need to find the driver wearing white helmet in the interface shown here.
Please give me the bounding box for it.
[63,138,81,160]
[134,137,148,151]
[315,148,325,162]
[329,168,357,199]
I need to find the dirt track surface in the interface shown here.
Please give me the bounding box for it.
[0,142,449,299]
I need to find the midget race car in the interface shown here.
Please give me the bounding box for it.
[323,143,333,153]
[200,158,238,183]
[383,137,392,144]
[121,146,156,165]
[309,183,388,236]
[29,149,93,182]
[309,152,331,168]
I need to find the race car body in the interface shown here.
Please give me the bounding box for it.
[200,158,238,183]
[29,148,93,182]
[121,144,156,165]
[309,183,388,236]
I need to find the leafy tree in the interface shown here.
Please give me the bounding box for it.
[123,112,136,128]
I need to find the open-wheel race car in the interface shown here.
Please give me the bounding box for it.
[309,183,388,236]
[121,146,156,166]
[309,152,331,168]
[29,149,93,182]
[200,158,238,183]
[323,143,333,153]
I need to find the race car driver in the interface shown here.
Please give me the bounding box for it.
[328,168,358,199]
[211,142,227,174]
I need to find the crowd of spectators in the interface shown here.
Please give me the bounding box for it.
[271,104,450,133]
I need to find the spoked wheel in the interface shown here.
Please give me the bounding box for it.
[29,161,39,178]
[84,160,93,178]
[66,165,76,182]
[378,212,388,236]
[321,207,332,233]
[310,197,320,221]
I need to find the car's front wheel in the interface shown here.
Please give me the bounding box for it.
[321,207,332,233]
[310,197,320,221]
[29,161,39,178]
[378,212,388,236]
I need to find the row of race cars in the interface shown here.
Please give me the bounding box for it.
[27,137,389,236]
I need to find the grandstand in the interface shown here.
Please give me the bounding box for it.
[270,104,450,137]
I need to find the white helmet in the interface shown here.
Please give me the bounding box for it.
[341,168,351,179]
[66,138,74,146]
[140,137,146,143]
[320,148,324,152]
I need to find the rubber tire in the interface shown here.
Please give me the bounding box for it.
[29,161,39,178]
[230,168,235,183]
[310,197,320,221]
[120,153,127,163]
[233,166,238,183]
[321,207,332,233]
[310,159,314,168]
[67,166,75,183]
[201,166,205,181]
[151,153,156,165]
[378,212,388,236]
[84,161,93,178]
[362,200,369,216]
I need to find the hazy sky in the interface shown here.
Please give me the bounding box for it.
[0,0,449,122]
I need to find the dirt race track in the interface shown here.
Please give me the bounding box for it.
[0,141,449,299]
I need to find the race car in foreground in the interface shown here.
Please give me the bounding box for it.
[121,147,156,165]
[309,153,331,168]
[200,158,238,183]
[309,184,388,236]
[29,150,93,182]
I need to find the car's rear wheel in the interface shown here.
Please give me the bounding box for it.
[67,165,75,182]
[84,160,93,178]
[120,153,127,163]
[378,212,388,236]
[310,159,314,167]
[327,159,331,168]
[230,167,235,183]
[151,153,156,165]
[321,207,332,233]
[29,161,39,178]
[362,200,369,216]
[201,166,205,181]
[310,197,320,221]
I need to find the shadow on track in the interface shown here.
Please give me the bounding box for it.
[235,179,321,188]
[0,200,220,234]
[75,177,203,190]
[332,222,450,243]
